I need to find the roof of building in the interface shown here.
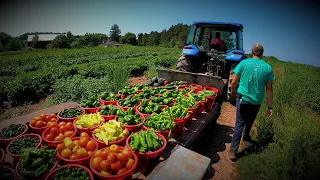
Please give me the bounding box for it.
[27,34,66,42]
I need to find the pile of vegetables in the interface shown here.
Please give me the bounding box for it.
[138,100,162,114]
[198,89,216,97]
[44,122,75,141]
[118,86,137,96]
[132,84,149,91]
[52,166,91,180]
[56,135,97,160]
[147,77,167,87]
[163,105,190,119]
[134,89,153,99]
[59,108,83,118]
[75,113,104,128]
[175,94,198,108]
[80,95,101,108]
[91,144,135,176]
[18,146,57,178]
[150,88,167,95]
[162,90,179,98]
[118,96,140,107]
[99,105,120,116]
[10,136,40,155]
[117,108,143,125]
[0,124,26,139]
[168,81,187,86]
[145,114,175,131]
[30,113,57,128]
[150,95,174,106]
[100,92,121,101]
[129,129,164,153]
[93,120,127,145]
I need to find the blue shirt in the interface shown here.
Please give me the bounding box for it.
[234,58,275,105]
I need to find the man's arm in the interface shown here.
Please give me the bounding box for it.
[231,74,240,96]
[266,80,273,117]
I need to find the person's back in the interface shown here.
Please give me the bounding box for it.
[235,57,274,105]
[211,32,227,51]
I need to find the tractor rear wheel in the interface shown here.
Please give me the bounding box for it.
[176,54,192,72]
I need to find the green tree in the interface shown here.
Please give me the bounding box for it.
[51,34,70,48]
[137,33,143,46]
[120,32,137,45]
[66,31,75,44]
[31,33,39,48]
[109,24,121,42]
[84,33,107,46]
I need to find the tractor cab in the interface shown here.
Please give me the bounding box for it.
[178,22,246,79]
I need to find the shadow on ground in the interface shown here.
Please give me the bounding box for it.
[192,121,234,179]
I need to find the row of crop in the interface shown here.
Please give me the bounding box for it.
[0,46,180,75]
[0,48,179,111]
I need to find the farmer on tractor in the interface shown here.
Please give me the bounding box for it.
[210,32,227,52]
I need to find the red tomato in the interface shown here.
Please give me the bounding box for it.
[110,160,122,172]
[94,150,102,157]
[50,127,59,137]
[125,158,135,170]
[70,154,77,160]
[109,144,119,153]
[79,137,89,148]
[50,113,56,118]
[73,140,80,146]
[40,113,46,120]
[50,118,57,122]
[86,140,97,151]
[107,152,117,163]
[72,145,82,154]
[117,168,128,175]
[45,116,51,122]
[66,122,73,131]
[100,150,109,160]
[100,160,110,171]
[48,122,59,128]
[76,148,88,158]
[61,148,72,159]
[122,147,133,158]
[64,131,74,137]
[116,152,128,163]
[92,157,103,171]
[34,116,41,121]
[80,132,90,138]
[30,120,37,127]
[35,120,44,128]
[54,134,65,141]
[56,143,66,153]
[58,122,67,128]
[59,125,68,134]
[45,134,54,141]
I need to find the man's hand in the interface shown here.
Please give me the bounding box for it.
[267,109,273,118]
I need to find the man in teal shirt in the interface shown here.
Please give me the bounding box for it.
[229,43,275,161]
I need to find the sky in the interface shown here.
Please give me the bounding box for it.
[0,0,320,67]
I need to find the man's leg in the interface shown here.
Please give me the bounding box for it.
[243,104,261,141]
[230,97,247,154]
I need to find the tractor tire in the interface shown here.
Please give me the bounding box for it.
[176,54,192,72]
[227,62,239,103]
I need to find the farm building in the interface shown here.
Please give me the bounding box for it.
[27,33,66,48]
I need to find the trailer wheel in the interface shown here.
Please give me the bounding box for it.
[176,54,192,72]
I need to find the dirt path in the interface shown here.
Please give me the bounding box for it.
[192,103,238,180]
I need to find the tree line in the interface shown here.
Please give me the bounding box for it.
[0,23,190,52]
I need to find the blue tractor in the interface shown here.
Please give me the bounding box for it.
[176,21,247,101]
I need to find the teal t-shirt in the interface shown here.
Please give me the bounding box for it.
[234,58,275,105]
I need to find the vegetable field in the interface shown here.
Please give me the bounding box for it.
[0,46,180,111]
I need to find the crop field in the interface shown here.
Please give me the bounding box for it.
[0,46,180,110]
[0,46,319,179]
